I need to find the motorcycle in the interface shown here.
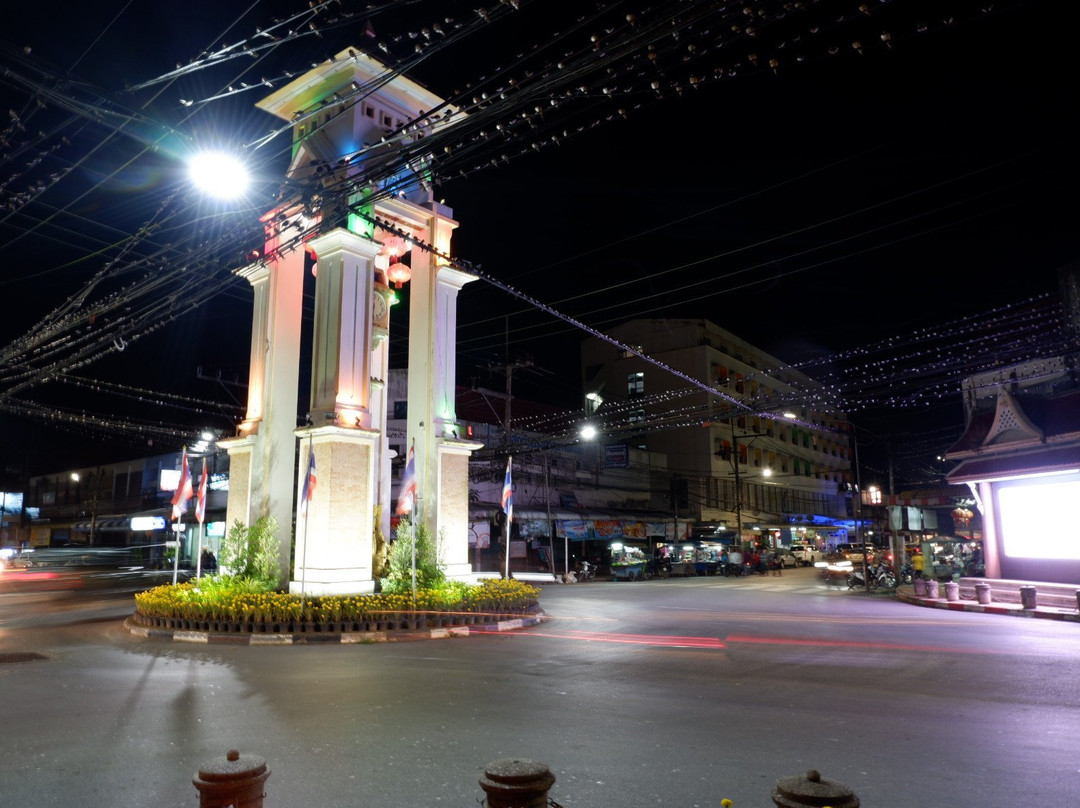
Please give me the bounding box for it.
[643,557,671,580]
[847,562,897,590]
[575,560,596,582]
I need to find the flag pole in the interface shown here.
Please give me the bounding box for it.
[300,435,313,615]
[195,458,207,579]
[170,445,192,586]
[197,521,205,578]
[503,456,513,579]
[172,522,181,585]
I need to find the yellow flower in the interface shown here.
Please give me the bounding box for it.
[721,800,733,807]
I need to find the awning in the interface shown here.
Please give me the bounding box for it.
[947,444,1080,484]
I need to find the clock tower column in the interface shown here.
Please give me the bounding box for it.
[291,227,382,595]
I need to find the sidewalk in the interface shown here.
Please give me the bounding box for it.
[897,579,1080,623]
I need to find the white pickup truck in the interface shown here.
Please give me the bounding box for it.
[789,542,824,566]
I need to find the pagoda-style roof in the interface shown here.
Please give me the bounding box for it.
[946,386,1080,484]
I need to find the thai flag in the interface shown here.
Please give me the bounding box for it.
[501,456,513,523]
[396,443,417,516]
[194,460,208,524]
[301,447,317,517]
[170,447,193,521]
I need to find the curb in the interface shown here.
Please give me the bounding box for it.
[123,611,550,645]
[896,589,1080,623]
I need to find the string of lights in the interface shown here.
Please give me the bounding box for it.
[0,0,1068,464]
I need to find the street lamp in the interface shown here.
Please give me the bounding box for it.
[188,150,250,199]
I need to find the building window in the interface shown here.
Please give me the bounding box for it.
[393,401,408,419]
[627,371,644,397]
[705,477,719,508]
[629,409,645,423]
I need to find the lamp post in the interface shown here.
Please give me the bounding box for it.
[579,424,600,572]
[851,427,869,592]
[542,451,560,579]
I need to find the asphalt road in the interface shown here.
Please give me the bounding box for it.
[2,567,1078,807]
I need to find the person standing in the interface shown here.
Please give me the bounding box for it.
[912,550,925,579]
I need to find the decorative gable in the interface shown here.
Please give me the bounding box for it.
[982,391,1043,447]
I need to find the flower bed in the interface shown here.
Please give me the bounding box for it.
[132,577,541,635]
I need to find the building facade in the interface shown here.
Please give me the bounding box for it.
[16,449,229,568]
[580,319,857,550]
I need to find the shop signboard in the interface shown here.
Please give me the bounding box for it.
[604,443,629,468]
[557,519,590,540]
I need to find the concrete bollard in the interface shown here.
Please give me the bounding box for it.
[193,749,270,808]
[944,581,959,602]
[772,768,859,808]
[1020,585,1037,610]
[913,577,927,597]
[975,582,992,605]
[479,758,556,808]
[925,579,939,599]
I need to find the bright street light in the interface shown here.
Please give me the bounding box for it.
[580,424,598,441]
[188,151,250,199]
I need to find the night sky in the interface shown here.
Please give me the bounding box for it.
[1,0,1075,483]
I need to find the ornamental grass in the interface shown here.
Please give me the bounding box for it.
[134,576,540,624]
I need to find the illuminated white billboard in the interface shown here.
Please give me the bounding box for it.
[998,473,1080,560]
[159,468,180,492]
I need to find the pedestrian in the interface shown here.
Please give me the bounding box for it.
[912,550,925,579]
[201,546,217,574]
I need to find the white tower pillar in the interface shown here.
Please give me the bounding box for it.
[291,227,382,595]
[218,209,306,584]
[400,200,483,578]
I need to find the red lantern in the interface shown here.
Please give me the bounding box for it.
[379,236,411,287]
[386,263,411,288]
[951,507,973,533]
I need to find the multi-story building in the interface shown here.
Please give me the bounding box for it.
[17,448,229,567]
[581,318,858,550]
[382,369,686,577]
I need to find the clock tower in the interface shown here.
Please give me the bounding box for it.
[222,49,482,594]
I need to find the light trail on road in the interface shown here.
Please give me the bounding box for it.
[472,627,727,649]
[724,633,993,655]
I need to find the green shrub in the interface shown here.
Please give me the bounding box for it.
[220,515,280,587]
[380,518,445,594]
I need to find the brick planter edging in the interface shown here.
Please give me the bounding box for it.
[124,610,549,644]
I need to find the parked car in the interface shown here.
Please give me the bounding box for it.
[773,549,798,568]
[835,543,866,564]
[788,542,823,566]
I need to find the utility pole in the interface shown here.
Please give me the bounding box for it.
[732,421,743,549]
[491,347,533,577]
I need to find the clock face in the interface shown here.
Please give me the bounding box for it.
[373,293,388,324]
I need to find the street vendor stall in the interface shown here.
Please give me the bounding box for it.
[610,543,648,580]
